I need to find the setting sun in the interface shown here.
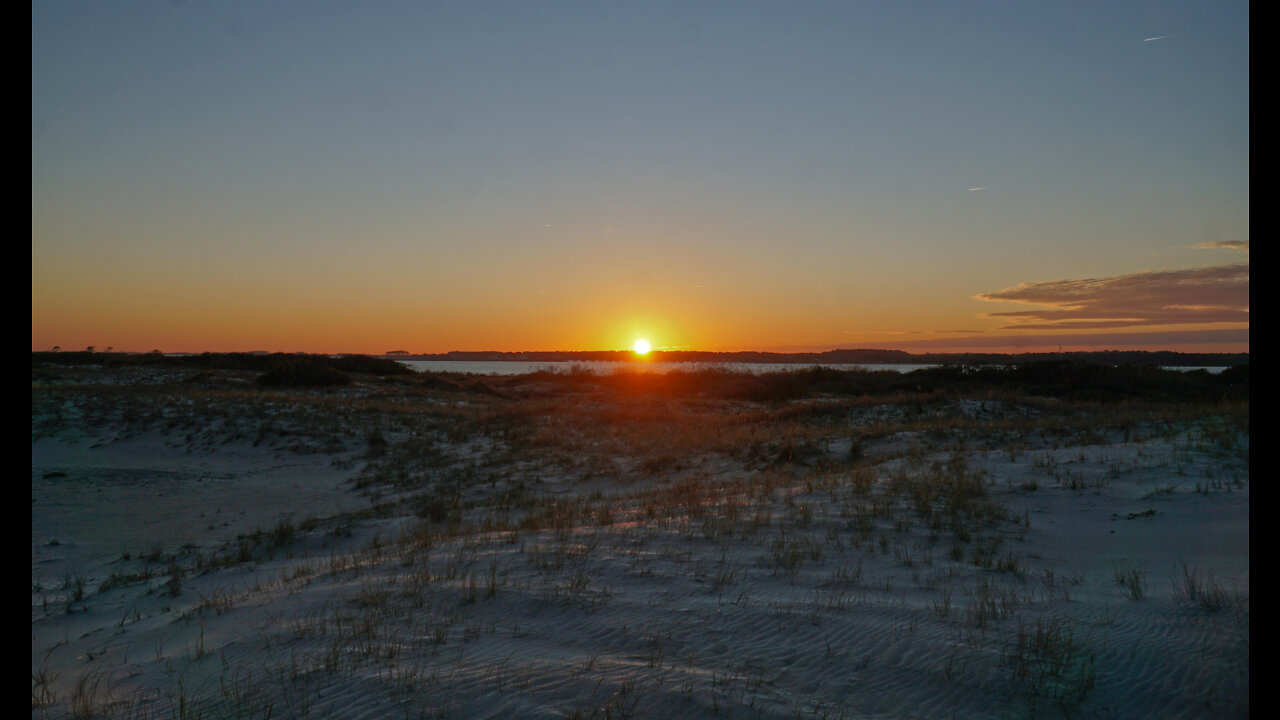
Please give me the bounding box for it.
[633,339,651,355]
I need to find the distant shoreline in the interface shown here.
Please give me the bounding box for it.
[380,349,1249,367]
[31,348,1249,368]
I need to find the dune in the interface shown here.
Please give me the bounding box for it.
[32,363,1248,719]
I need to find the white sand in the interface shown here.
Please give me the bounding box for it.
[32,372,1248,719]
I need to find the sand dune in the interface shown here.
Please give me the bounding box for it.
[32,366,1248,719]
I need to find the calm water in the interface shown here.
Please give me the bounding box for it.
[399,361,1230,376]
[399,361,939,376]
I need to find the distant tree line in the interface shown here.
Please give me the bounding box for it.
[509,361,1249,404]
[31,351,1247,400]
[31,351,413,387]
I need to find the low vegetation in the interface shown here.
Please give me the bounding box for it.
[31,356,1249,719]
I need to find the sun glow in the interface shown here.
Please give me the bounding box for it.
[633,339,651,355]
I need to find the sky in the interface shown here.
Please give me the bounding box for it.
[32,1,1249,354]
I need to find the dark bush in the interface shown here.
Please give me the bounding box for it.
[257,357,351,387]
[1217,363,1248,387]
[329,354,415,375]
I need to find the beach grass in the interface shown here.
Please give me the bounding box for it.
[31,358,1249,719]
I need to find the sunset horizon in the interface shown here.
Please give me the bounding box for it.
[31,329,1249,358]
[33,2,1247,361]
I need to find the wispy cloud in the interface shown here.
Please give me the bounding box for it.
[973,263,1248,330]
[890,328,1247,349]
[1195,240,1249,252]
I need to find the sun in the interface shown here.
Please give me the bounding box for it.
[633,339,651,355]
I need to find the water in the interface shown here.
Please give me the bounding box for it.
[400,361,939,376]
[1160,366,1231,374]
[398,360,1231,376]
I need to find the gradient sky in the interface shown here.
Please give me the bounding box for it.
[32,1,1249,354]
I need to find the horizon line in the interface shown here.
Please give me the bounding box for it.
[34,346,1250,357]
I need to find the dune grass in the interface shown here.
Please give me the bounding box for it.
[31,360,1249,719]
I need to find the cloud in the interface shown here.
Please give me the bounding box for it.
[973,263,1248,330]
[1195,241,1249,252]
[890,328,1248,349]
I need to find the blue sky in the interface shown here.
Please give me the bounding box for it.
[32,1,1248,353]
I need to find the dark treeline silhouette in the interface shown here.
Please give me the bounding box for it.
[402,361,1246,404]
[32,351,1248,400]
[31,351,413,387]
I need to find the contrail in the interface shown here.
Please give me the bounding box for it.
[968,187,987,191]
[1143,35,1169,42]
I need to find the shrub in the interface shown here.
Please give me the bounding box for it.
[257,357,351,387]
[329,354,415,375]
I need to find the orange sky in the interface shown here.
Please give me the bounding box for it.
[32,3,1248,356]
